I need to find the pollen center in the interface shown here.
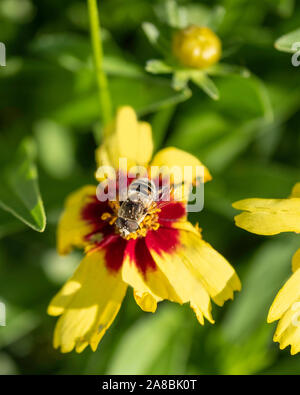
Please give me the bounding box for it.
[101,201,161,240]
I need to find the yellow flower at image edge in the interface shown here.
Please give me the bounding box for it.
[48,106,241,353]
[233,183,300,354]
[172,25,222,69]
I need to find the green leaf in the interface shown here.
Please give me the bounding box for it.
[145,59,173,74]
[0,138,46,232]
[172,71,189,91]
[163,0,182,28]
[207,63,251,78]
[156,1,225,31]
[191,72,220,100]
[31,32,145,78]
[142,22,171,57]
[103,55,145,78]
[179,4,225,30]
[30,33,91,71]
[212,75,273,122]
[275,28,300,53]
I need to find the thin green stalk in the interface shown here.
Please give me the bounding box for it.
[87,0,112,137]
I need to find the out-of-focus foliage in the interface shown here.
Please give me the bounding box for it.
[0,138,46,232]
[0,0,300,375]
[275,27,300,53]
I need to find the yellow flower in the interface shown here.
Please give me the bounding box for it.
[172,25,222,69]
[48,106,241,353]
[233,183,300,354]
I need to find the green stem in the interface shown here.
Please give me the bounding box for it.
[87,0,112,137]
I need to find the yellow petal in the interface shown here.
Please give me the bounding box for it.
[136,122,153,166]
[292,248,300,273]
[95,106,153,173]
[48,250,127,353]
[178,231,241,306]
[57,185,97,255]
[122,251,180,313]
[150,147,212,185]
[169,220,201,235]
[145,228,239,324]
[233,198,300,235]
[148,247,214,325]
[291,183,300,198]
[267,269,300,323]
[122,257,160,313]
[95,143,113,168]
[133,290,158,313]
[271,298,300,355]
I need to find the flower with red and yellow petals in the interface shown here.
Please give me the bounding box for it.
[48,106,241,353]
[233,183,300,354]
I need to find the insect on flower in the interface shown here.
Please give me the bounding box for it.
[115,177,171,238]
[48,106,241,353]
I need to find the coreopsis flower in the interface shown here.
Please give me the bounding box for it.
[233,183,300,354]
[48,106,241,353]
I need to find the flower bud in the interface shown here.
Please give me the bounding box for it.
[172,25,222,69]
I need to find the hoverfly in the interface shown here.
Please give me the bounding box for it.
[115,177,191,237]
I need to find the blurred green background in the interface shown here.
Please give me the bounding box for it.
[0,0,300,375]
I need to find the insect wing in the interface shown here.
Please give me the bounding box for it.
[156,182,192,207]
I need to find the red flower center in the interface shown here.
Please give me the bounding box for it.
[80,180,187,274]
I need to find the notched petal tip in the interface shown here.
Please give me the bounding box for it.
[212,272,242,307]
[191,302,215,326]
[134,290,158,313]
[290,344,300,355]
